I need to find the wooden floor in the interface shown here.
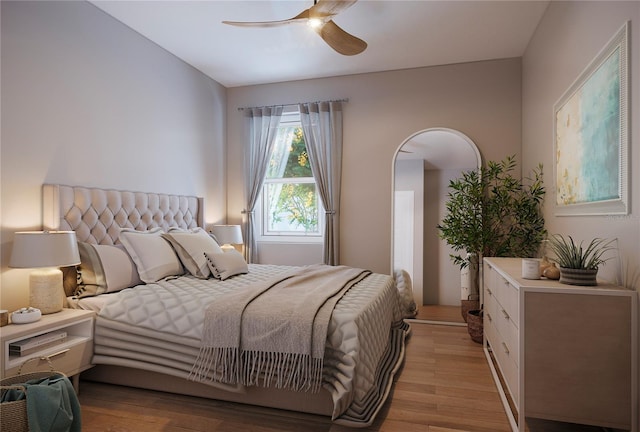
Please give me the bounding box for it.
[414,305,467,324]
[77,315,611,432]
[78,322,510,432]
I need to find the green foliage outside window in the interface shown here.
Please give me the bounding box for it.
[268,127,319,233]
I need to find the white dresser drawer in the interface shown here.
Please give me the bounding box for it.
[493,274,519,329]
[503,281,520,327]
[483,261,496,293]
[499,314,519,367]
[484,314,498,349]
[494,337,519,406]
[484,284,496,318]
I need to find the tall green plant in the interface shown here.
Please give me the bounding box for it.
[437,155,546,269]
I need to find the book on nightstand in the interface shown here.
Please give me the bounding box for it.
[9,330,67,356]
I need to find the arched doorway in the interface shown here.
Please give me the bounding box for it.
[391,128,481,319]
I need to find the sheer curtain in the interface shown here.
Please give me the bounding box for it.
[243,106,283,263]
[299,101,343,265]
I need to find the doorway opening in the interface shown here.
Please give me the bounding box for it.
[392,128,481,323]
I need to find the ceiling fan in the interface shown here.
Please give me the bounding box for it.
[222,0,367,56]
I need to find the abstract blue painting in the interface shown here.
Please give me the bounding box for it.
[554,22,628,216]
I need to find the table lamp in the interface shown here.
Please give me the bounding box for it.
[9,231,81,314]
[211,225,243,252]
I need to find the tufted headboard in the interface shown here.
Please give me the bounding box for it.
[42,184,204,245]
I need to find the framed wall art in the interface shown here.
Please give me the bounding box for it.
[553,21,629,216]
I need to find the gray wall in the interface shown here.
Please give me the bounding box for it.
[1,1,227,310]
[522,3,639,423]
[226,59,523,274]
[523,2,639,287]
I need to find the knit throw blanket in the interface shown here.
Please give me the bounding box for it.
[189,264,371,392]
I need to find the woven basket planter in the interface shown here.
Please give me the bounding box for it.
[559,267,598,286]
[461,299,480,323]
[466,309,483,344]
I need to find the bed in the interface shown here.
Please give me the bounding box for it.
[42,184,414,427]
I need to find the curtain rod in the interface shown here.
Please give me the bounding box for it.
[237,98,348,111]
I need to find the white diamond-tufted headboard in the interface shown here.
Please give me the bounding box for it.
[42,184,204,245]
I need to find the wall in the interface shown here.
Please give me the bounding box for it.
[523,2,639,287]
[227,58,522,274]
[424,168,476,306]
[0,1,227,311]
[394,159,424,305]
[522,2,640,425]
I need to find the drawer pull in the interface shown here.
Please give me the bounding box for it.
[487,313,493,322]
[486,288,493,296]
[501,309,510,320]
[501,342,510,355]
[43,349,70,360]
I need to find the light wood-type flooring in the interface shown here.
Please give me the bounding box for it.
[415,305,467,324]
[77,307,613,432]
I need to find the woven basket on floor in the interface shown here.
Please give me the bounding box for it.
[0,358,64,432]
[460,298,480,323]
[466,309,483,344]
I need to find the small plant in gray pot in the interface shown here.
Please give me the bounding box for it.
[547,234,615,286]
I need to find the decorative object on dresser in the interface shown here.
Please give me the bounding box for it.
[10,307,42,325]
[541,262,560,280]
[210,224,244,251]
[483,257,637,432]
[437,155,546,330]
[547,234,615,286]
[0,310,8,327]
[9,231,81,315]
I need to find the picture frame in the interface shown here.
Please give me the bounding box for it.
[553,21,629,216]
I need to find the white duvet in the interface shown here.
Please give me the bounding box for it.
[91,264,411,425]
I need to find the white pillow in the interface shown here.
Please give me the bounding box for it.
[75,243,142,297]
[205,250,248,280]
[162,228,223,278]
[119,228,184,283]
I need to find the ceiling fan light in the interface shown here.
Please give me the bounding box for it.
[307,17,324,29]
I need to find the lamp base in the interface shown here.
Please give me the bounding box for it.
[29,268,64,314]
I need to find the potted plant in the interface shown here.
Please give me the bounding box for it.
[437,155,546,337]
[547,234,615,286]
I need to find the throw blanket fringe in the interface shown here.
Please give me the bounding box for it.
[189,264,370,393]
[191,349,323,392]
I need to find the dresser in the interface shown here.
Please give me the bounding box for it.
[483,257,638,432]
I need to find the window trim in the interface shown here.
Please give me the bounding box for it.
[256,111,324,244]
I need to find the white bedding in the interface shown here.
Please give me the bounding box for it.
[45,184,412,426]
[87,264,410,425]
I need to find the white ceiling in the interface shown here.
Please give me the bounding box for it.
[90,0,549,88]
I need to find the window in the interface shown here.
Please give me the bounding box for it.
[258,111,323,242]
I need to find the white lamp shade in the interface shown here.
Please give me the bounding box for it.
[211,225,243,245]
[10,231,81,268]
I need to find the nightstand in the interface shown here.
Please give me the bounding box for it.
[0,308,94,392]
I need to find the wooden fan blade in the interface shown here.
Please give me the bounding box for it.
[315,20,367,55]
[310,0,359,18]
[223,9,310,28]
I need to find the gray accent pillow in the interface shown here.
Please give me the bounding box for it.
[74,243,142,298]
[119,227,184,283]
[205,250,248,280]
[162,227,223,278]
